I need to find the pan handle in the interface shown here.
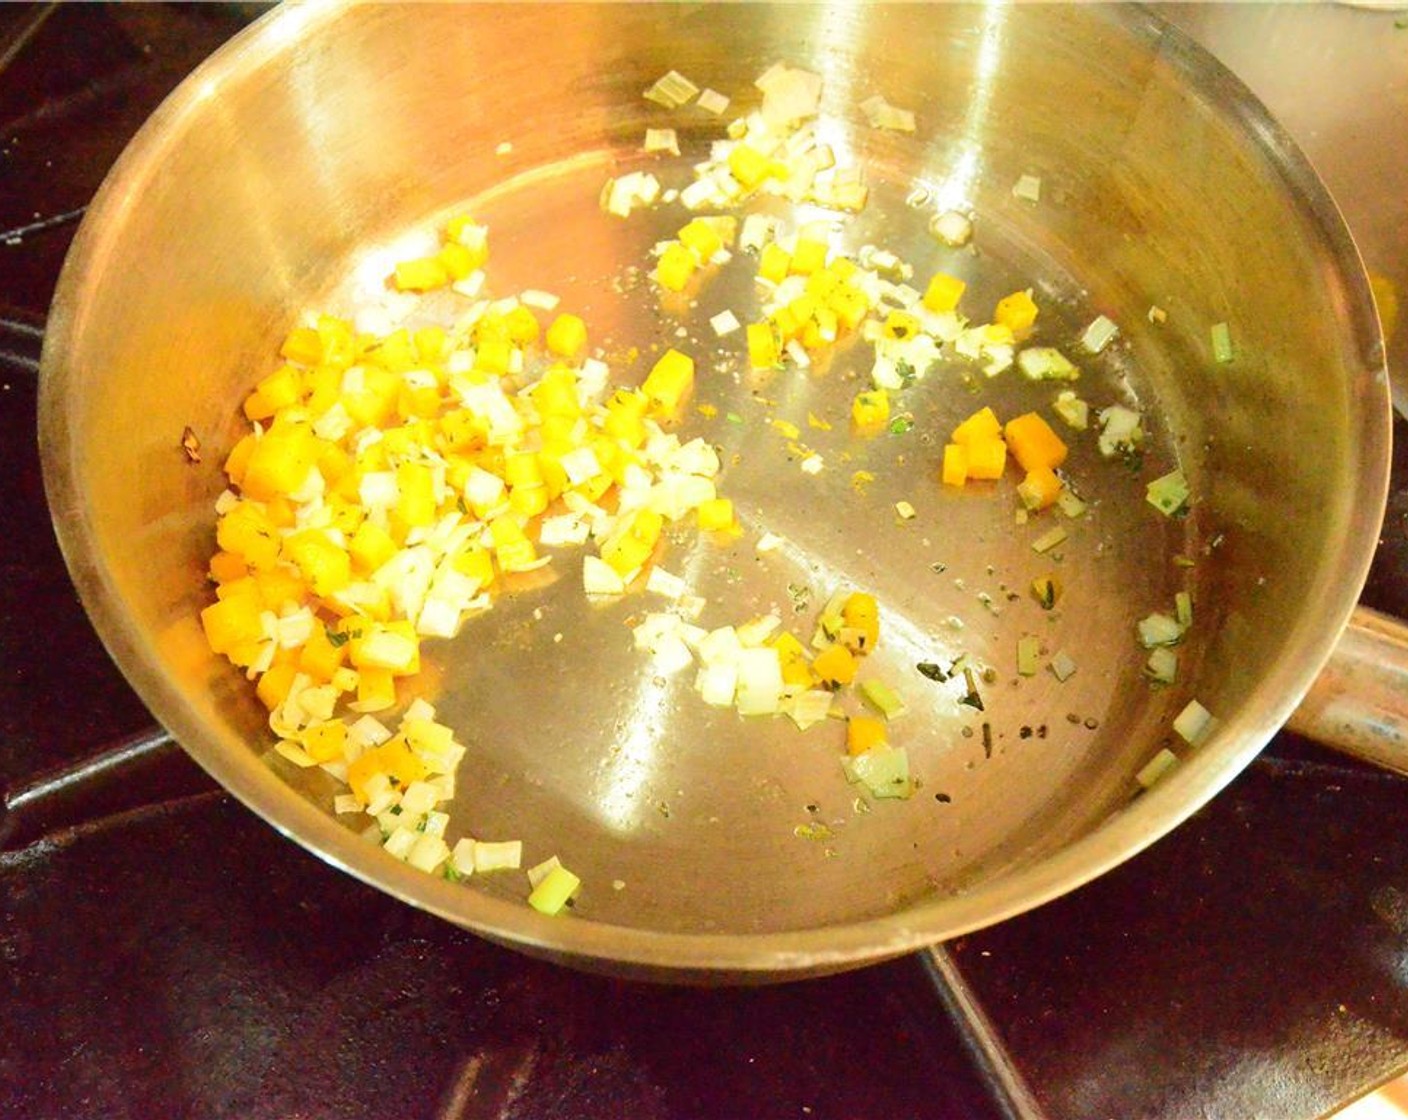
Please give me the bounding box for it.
[1285,606,1408,775]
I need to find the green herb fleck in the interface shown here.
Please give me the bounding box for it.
[325,626,350,649]
[895,359,917,385]
[917,661,949,682]
[888,415,915,435]
[443,864,463,883]
[726,411,745,425]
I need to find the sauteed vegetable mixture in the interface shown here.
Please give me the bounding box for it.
[199,62,1212,913]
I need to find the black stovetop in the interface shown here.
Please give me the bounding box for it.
[3,6,1407,1118]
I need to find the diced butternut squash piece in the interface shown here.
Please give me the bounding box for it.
[851,389,890,432]
[951,406,1002,447]
[208,550,248,585]
[200,594,265,655]
[828,282,870,332]
[298,625,348,682]
[283,530,352,597]
[678,218,723,261]
[656,241,697,292]
[994,289,1038,334]
[1003,411,1068,472]
[348,521,397,574]
[841,592,880,654]
[697,497,735,531]
[216,503,280,570]
[531,367,580,419]
[347,735,428,802]
[451,545,495,589]
[789,237,829,276]
[922,273,966,313]
[1017,465,1063,511]
[813,642,858,688]
[758,243,791,284]
[241,422,318,501]
[942,443,969,488]
[882,310,921,341]
[280,326,323,367]
[300,719,348,763]
[393,255,450,292]
[847,715,888,756]
[545,313,587,360]
[354,666,397,712]
[747,322,779,369]
[254,566,306,613]
[965,437,1008,481]
[772,632,813,687]
[727,143,775,191]
[641,348,695,418]
[255,661,299,711]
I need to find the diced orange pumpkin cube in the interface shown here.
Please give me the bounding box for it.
[942,443,969,488]
[813,642,858,688]
[545,313,588,360]
[283,530,352,597]
[241,422,318,501]
[655,241,697,292]
[951,406,1002,447]
[697,497,735,531]
[298,624,348,683]
[641,348,695,418]
[789,237,829,276]
[255,661,299,711]
[847,715,888,756]
[208,550,248,585]
[1017,465,1063,511]
[678,217,723,261]
[747,322,779,370]
[994,289,1038,335]
[1003,411,1068,472]
[280,326,323,367]
[772,632,814,687]
[851,389,890,432]
[300,719,348,763]
[841,592,880,654]
[393,255,450,292]
[200,594,265,655]
[758,243,791,284]
[965,438,1008,481]
[922,273,966,313]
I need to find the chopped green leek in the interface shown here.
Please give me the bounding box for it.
[1136,747,1179,789]
[1017,635,1041,677]
[1210,321,1234,364]
[1079,315,1119,354]
[1174,591,1194,628]
[1052,390,1089,431]
[1138,612,1184,648]
[527,863,581,915]
[860,679,907,719]
[1017,347,1079,382]
[1145,646,1178,684]
[1031,525,1068,554]
[1049,651,1077,682]
[843,744,914,799]
[1146,468,1190,516]
[1173,698,1214,744]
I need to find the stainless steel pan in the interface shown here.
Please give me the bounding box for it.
[38,2,1406,981]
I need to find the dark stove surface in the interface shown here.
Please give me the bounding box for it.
[3,5,1407,1119]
